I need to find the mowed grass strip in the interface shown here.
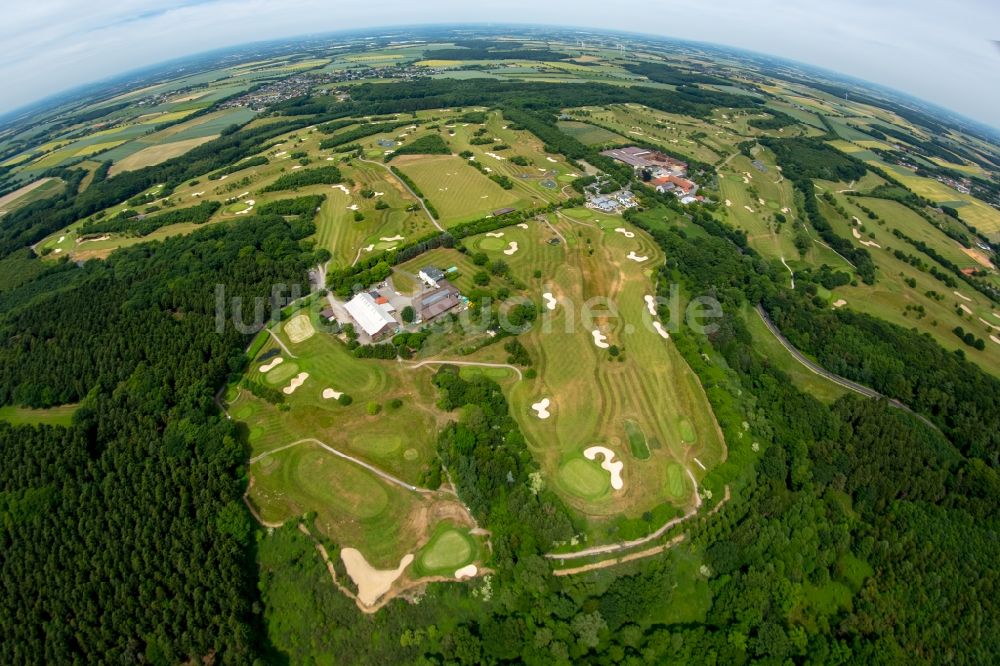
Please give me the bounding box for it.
[395,154,520,226]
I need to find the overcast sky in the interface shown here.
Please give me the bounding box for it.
[1,0,998,127]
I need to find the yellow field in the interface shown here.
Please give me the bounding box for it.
[74,140,127,157]
[108,135,217,175]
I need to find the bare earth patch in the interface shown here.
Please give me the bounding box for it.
[341,548,414,607]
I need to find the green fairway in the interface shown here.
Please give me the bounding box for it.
[0,404,78,427]
[665,463,687,499]
[395,154,521,226]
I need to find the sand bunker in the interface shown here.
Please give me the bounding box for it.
[517,223,529,229]
[284,314,316,343]
[347,204,359,211]
[781,207,790,214]
[380,235,404,242]
[725,199,732,207]
[644,294,657,316]
[653,321,670,339]
[292,165,303,170]
[852,228,861,239]
[531,398,551,419]
[742,177,750,184]
[860,240,881,248]
[542,292,557,310]
[484,152,505,161]
[591,329,610,349]
[341,549,414,608]
[455,564,478,580]
[584,446,624,490]
[326,157,335,161]
[954,291,972,302]
[833,299,847,308]
[503,241,519,255]
[693,458,706,471]
[363,244,375,252]
[614,227,636,238]
[374,192,384,197]
[333,184,350,195]
[978,318,1000,331]
[485,231,504,238]
[259,357,284,373]
[282,372,309,395]
[758,198,765,206]
[58,235,65,243]
[53,248,62,254]
[959,304,973,315]
[991,335,1000,346]
[546,156,558,163]
[322,388,343,400]
[626,251,648,263]
[744,205,755,213]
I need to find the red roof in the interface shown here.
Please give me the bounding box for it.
[375,296,389,305]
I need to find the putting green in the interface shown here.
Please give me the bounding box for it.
[263,361,300,385]
[665,463,686,499]
[477,236,507,251]
[558,457,610,499]
[678,418,696,443]
[353,433,404,456]
[417,528,475,572]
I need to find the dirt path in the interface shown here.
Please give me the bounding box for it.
[266,327,297,359]
[553,535,686,576]
[780,256,795,288]
[358,157,444,232]
[755,304,940,431]
[401,358,524,380]
[250,437,432,494]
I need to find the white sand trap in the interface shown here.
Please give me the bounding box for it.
[380,235,404,242]
[542,292,557,310]
[485,231,504,238]
[644,294,657,316]
[959,304,973,315]
[583,446,624,490]
[852,228,861,239]
[341,549,414,607]
[592,329,610,349]
[954,291,972,302]
[725,199,732,207]
[833,299,847,308]
[693,458,706,470]
[237,191,250,198]
[347,204,359,211]
[363,244,375,252]
[292,165,302,170]
[517,223,529,229]
[860,240,881,248]
[653,321,670,339]
[333,184,350,195]
[537,168,547,173]
[245,199,256,206]
[282,372,309,395]
[58,235,65,243]
[484,152,505,161]
[284,314,316,343]
[781,207,790,214]
[546,157,558,163]
[614,227,636,238]
[978,318,1000,331]
[191,191,205,197]
[454,564,478,579]
[53,248,62,254]
[374,192,384,197]
[482,167,492,173]
[503,241,519,255]
[852,216,862,225]
[274,151,287,157]
[991,335,1000,346]
[235,207,254,216]
[259,357,284,373]
[531,398,551,419]
[326,157,335,161]
[626,251,648,263]
[744,205,755,213]
[322,388,343,400]
[758,198,765,206]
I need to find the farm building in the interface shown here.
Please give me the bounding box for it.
[418,266,446,288]
[653,175,698,196]
[345,292,397,339]
[602,146,687,173]
[413,280,461,322]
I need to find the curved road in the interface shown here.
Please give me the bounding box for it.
[755,304,939,431]
[401,359,524,381]
[357,157,444,232]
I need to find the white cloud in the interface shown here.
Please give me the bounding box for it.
[0,0,997,127]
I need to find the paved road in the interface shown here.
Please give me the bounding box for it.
[358,157,444,232]
[755,304,940,431]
